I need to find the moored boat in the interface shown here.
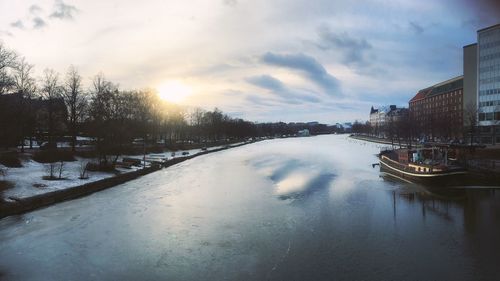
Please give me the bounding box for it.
[379,146,467,184]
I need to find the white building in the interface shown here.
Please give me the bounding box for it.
[369,105,401,127]
[369,105,408,137]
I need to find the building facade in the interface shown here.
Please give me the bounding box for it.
[477,24,500,144]
[463,43,477,126]
[409,76,464,140]
[369,105,408,137]
[369,106,378,128]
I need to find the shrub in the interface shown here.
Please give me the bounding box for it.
[0,152,22,167]
[79,162,89,179]
[33,150,75,163]
[42,161,65,180]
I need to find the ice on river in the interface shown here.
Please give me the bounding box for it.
[2,135,496,281]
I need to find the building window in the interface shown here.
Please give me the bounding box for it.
[486,112,494,121]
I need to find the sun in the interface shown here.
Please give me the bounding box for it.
[157,80,192,103]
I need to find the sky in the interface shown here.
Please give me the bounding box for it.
[0,0,499,124]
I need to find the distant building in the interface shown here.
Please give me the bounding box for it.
[369,105,408,137]
[476,24,500,144]
[369,106,378,127]
[409,76,464,140]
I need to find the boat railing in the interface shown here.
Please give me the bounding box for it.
[381,155,411,171]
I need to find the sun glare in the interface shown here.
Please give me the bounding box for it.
[157,81,192,103]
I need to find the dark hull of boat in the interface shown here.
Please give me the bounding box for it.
[379,158,467,186]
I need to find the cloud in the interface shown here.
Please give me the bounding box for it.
[261,52,339,95]
[246,74,321,104]
[245,94,279,107]
[33,17,47,29]
[7,5,45,33]
[223,0,238,7]
[0,30,13,37]
[246,74,285,92]
[409,21,424,34]
[29,4,42,15]
[10,20,25,30]
[316,26,372,66]
[50,0,78,20]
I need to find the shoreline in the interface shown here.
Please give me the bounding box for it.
[350,134,500,184]
[0,141,255,219]
[349,134,409,147]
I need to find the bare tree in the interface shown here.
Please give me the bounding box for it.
[88,72,118,166]
[63,65,86,152]
[464,101,478,146]
[40,69,62,146]
[13,57,37,151]
[13,58,36,95]
[0,43,17,95]
[399,113,414,148]
[135,89,154,168]
[189,107,206,142]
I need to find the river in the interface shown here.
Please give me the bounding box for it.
[1,135,499,280]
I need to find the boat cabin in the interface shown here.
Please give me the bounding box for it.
[380,146,461,174]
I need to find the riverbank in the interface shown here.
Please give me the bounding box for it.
[5,134,500,281]
[349,134,410,147]
[0,141,255,219]
[350,134,500,182]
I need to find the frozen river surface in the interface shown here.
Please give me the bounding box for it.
[1,135,500,280]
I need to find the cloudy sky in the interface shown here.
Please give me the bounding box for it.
[1,0,499,123]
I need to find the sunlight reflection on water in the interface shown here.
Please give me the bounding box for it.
[1,135,500,281]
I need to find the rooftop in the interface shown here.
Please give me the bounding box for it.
[428,76,463,97]
[463,43,477,49]
[477,23,500,33]
[409,87,432,103]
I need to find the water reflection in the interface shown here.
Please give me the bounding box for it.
[1,135,500,280]
[383,173,500,280]
[250,155,335,200]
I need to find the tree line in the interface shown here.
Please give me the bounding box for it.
[351,104,479,147]
[0,43,336,163]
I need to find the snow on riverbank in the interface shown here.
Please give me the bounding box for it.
[0,157,126,200]
[0,143,243,200]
